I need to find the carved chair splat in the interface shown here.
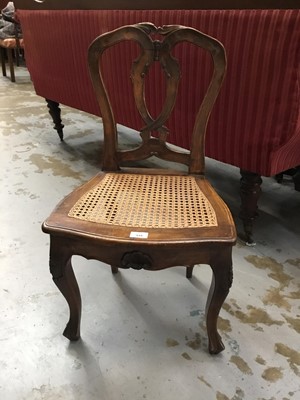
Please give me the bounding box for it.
[42,23,236,355]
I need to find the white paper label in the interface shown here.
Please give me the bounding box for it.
[130,231,149,239]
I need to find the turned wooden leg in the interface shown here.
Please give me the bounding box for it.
[1,48,6,77]
[186,265,194,279]
[206,249,233,354]
[49,237,81,340]
[46,99,65,141]
[239,169,262,246]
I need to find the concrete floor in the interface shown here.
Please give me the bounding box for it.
[0,67,299,400]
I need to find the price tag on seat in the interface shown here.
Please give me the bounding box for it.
[130,232,149,239]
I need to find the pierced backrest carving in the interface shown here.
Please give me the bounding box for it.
[88,23,226,174]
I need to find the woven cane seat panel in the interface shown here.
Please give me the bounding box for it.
[68,173,218,229]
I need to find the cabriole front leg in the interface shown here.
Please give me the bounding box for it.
[49,237,81,341]
[206,249,233,354]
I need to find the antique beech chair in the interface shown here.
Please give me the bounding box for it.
[42,23,236,354]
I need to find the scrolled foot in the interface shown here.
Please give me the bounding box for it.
[208,333,225,355]
[206,249,233,354]
[63,322,81,341]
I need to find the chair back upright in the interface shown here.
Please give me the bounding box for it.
[88,23,227,175]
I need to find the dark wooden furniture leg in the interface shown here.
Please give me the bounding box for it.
[186,265,194,279]
[7,49,15,82]
[293,167,300,191]
[49,237,81,340]
[206,249,233,354]
[1,47,6,77]
[15,47,20,67]
[239,169,262,246]
[276,166,300,191]
[46,99,65,141]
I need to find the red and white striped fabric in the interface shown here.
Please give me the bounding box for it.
[18,9,300,176]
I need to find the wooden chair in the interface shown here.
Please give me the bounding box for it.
[0,12,24,82]
[42,23,236,355]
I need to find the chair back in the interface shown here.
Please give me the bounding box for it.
[88,23,226,175]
